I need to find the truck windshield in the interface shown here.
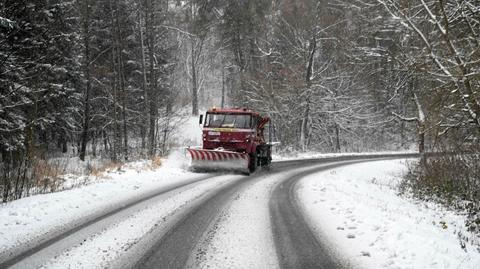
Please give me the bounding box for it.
[205,114,251,129]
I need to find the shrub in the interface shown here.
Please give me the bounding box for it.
[151,156,162,169]
[400,143,480,245]
[1,156,67,202]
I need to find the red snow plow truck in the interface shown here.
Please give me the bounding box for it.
[186,107,272,174]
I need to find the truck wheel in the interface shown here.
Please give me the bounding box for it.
[249,153,257,173]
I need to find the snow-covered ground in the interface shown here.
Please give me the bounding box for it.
[2,151,478,269]
[297,159,480,269]
[0,150,197,261]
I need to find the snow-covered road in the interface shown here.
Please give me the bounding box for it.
[14,175,243,269]
[1,153,479,269]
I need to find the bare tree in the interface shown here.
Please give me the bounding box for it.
[79,0,92,161]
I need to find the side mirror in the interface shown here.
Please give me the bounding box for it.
[199,114,204,125]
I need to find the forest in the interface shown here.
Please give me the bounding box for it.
[0,0,479,212]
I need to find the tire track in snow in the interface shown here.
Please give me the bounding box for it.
[186,170,284,269]
[270,157,416,269]
[270,161,366,269]
[132,173,261,269]
[1,173,224,269]
[35,175,244,269]
[186,160,361,269]
[2,153,417,269]
[136,154,416,269]
[133,162,317,268]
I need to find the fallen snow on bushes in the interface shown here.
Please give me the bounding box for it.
[297,159,480,269]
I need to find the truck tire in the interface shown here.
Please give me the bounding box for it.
[249,153,257,173]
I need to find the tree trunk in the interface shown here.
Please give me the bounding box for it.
[139,12,149,151]
[334,122,341,152]
[161,108,170,156]
[114,1,128,161]
[301,37,316,151]
[80,0,92,162]
[92,131,97,157]
[221,67,225,108]
[191,42,198,115]
[333,96,341,153]
[109,0,119,161]
[300,101,309,152]
[146,0,158,156]
[102,130,109,154]
[418,126,426,167]
[412,90,427,166]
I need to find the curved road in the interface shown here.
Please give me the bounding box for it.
[1,153,416,269]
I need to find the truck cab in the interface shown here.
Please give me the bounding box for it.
[199,107,271,170]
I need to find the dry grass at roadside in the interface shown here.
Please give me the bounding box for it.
[150,156,162,169]
[89,161,124,177]
[2,156,165,203]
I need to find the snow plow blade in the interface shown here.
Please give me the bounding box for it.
[186,148,250,174]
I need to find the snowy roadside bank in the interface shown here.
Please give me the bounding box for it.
[0,152,201,261]
[272,151,416,162]
[297,159,480,269]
